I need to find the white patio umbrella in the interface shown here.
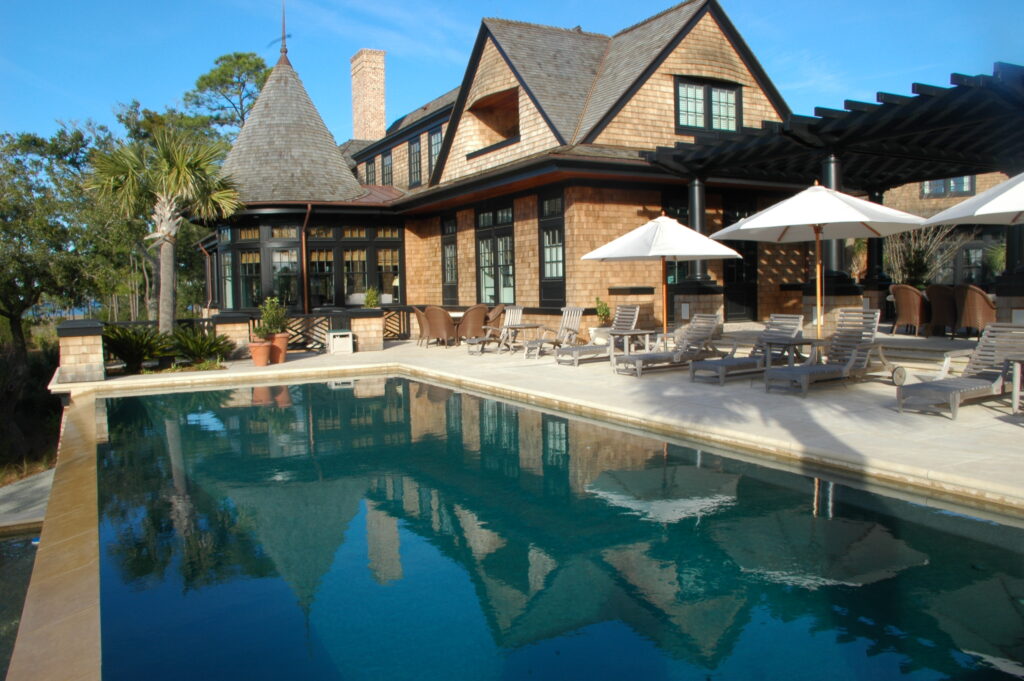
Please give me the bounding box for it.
[582,215,742,333]
[711,185,924,338]
[924,170,1024,225]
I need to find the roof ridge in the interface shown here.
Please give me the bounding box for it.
[570,39,612,143]
[612,0,703,37]
[483,16,608,39]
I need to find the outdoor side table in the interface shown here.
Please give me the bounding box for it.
[499,323,541,353]
[327,329,354,354]
[607,329,659,357]
[763,337,827,367]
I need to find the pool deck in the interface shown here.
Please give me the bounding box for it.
[5,327,1024,680]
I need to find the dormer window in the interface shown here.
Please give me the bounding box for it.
[466,87,520,158]
[675,78,741,133]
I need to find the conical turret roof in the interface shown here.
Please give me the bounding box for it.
[224,51,366,203]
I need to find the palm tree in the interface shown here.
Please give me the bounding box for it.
[90,129,241,332]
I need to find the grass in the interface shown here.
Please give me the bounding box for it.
[0,455,55,488]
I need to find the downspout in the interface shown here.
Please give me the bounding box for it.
[300,203,313,313]
[198,241,213,313]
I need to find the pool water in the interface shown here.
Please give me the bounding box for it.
[1,533,39,679]
[97,378,1024,681]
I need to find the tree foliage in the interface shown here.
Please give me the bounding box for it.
[184,52,270,137]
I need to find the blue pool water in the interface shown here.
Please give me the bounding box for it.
[97,378,1024,680]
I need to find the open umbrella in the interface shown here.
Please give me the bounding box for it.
[582,215,741,334]
[711,185,924,338]
[924,170,1024,225]
[587,464,738,524]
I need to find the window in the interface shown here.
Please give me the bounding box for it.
[343,249,367,305]
[538,192,565,307]
[381,151,393,186]
[271,248,298,306]
[308,227,333,240]
[377,248,400,304]
[218,226,231,244]
[476,203,515,304]
[220,251,234,309]
[239,250,261,308]
[365,158,376,185]
[921,176,975,198]
[675,78,740,132]
[441,216,458,306]
[428,128,442,175]
[238,226,259,241]
[479,399,519,478]
[271,226,297,240]
[377,227,400,240]
[308,249,335,307]
[343,227,368,239]
[408,138,422,187]
[541,414,570,498]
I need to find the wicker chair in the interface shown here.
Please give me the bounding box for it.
[411,306,431,347]
[456,304,488,341]
[889,284,928,336]
[924,285,957,337]
[424,306,458,347]
[954,284,996,340]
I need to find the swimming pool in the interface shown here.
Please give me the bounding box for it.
[97,378,1024,680]
[1,533,38,679]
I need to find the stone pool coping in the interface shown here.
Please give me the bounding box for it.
[9,342,1023,679]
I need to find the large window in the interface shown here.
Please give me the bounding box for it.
[441,216,458,306]
[921,176,975,198]
[239,249,261,308]
[538,192,565,307]
[476,204,515,304]
[408,138,422,187]
[428,128,443,175]
[381,151,393,186]
[675,78,740,133]
[377,247,400,304]
[220,251,234,309]
[308,249,335,307]
[271,248,299,306]
[343,249,368,305]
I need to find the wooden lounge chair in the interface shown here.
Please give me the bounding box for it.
[456,304,488,341]
[954,284,996,340]
[554,304,639,367]
[890,284,927,336]
[524,306,584,359]
[613,314,722,377]
[764,308,880,397]
[465,305,522,354]
[897,323,1024,419]
[424,306,458,347]
[690,314,804,386]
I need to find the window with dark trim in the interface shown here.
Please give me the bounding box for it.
[476,203,514,304]
[308,249,335,307]
[239,249,261,308]
[675,77,741,133]
[538,191,565,307]
[428,128,442,175]
[271,248,299,306]
[920,176,975,198]
[408,138,422,187]
[381,151,393,186]
[441,216,458,306]
[364,159,376,185]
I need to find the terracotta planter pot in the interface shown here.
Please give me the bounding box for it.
[251,385,273,406]
[273,385,293,408]
[250,340,272,367]
[270,332,290,363]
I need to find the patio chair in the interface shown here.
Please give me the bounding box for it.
[690,314,804,386]
[523,306,584,359]
[424,306,458,347]
[764,308,880,397]
[897,323,1024,419]
[954,284,996,340]
[554,304,640,367]
[890,285,928,336]
[613,313,722,377]
[925,285,956,337]
[485,304,506,327]
[456,304,488,341]
[411,306,430,347]
[465,305,522,354]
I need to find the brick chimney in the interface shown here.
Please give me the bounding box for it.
[350,48,386,140]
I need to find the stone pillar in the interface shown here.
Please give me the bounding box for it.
[347,309,385,351]
[351,49,386,141]
[57,320,105,384]
[213,313,253,359]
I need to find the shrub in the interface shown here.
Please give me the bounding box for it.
[363,286,380,308]
[102,325,172,374]
[258,297,287,335]
[172,326,236,364]
[595,297,611,325]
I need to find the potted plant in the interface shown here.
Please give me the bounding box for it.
[249,323,273,367]
[363,286,380,309]
[258,297,289,363]
[589,297,612,345]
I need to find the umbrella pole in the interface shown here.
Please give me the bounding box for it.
[662,256,668,335]
[814,226,823,339]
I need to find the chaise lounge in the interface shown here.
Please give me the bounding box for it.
[524,306,584,359]
[613,314,722,377]
[554,304,639,367]
[689,314,804,385]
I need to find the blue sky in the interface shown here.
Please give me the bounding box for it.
[2,0,1021,142]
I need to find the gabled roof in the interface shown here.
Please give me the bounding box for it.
[483,19,608,143]
[224,51,366,203]
[386,87,460,135]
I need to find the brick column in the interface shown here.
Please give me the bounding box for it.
[213,313,253,359]
[347,309,385,351]
[56,320,105,383]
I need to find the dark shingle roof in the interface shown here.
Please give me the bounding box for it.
[386,87,460,135]
[575,0,707,141]
[224,52,365,203]
[482,19,608,143]
[338,139,375,170]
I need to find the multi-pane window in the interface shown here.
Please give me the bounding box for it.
[377,248,400,304]
[343,227,369,239]
[381,151,393,186]
[408,138,422,187]
[675,78,740,132]
[308,227,333,239]
[238,226,259,240]
[218,226,231,244]
[479,400,519,478]
[539,193,565,307]
[377,227,400,239]
[220,251,234,309]
[365,159,376,185]
[541,414,570,498]
[239,250,261,308]
[442,216,458,306]
[428,128,443,175]
[343,249,367,305]
[271,248,299,306]
[308,249,335,307]
[920,176,975,198]
[476,204,515,304]
[271,226,297,239]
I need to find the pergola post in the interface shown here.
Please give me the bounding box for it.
[688,176,709,281]
[820,153,843,274]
